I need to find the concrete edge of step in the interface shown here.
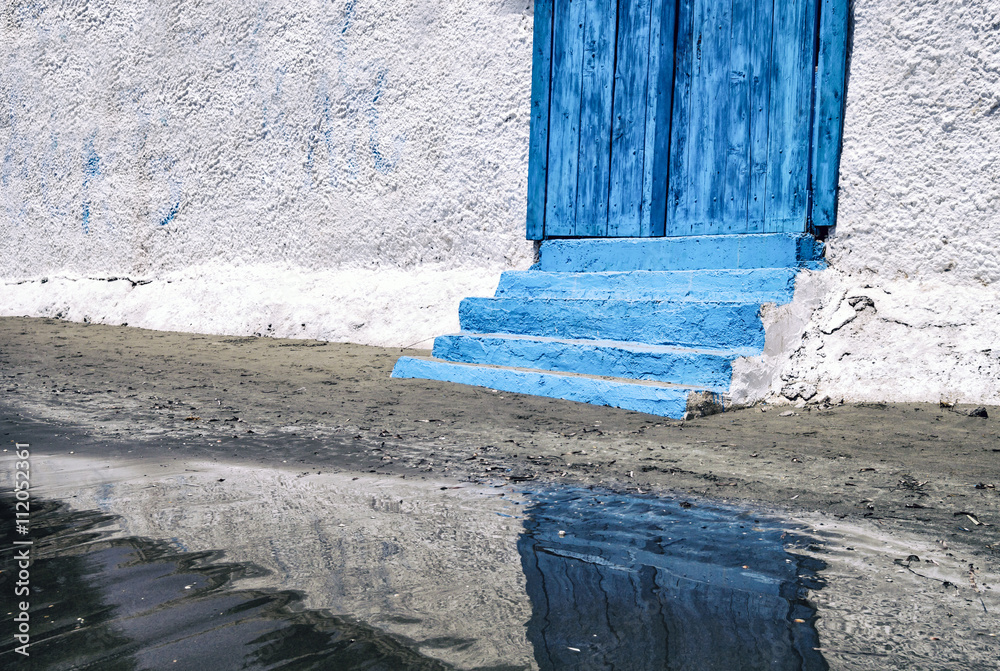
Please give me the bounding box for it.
[390,355,730,419]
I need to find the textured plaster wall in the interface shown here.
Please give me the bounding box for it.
[830,0,1000,285]
[1,0,534,345]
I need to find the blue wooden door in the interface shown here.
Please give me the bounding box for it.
[539,0,675,238]
[526,0,847,240]
[666,0,818,235]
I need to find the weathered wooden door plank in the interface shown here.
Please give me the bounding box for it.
[545,0,588,236]
[725,0,754,232]
[747,0,774,233]
[640,0,677,237]
[810,0,849,229]
[575,0,617,237]
[608,0,652,236]
[703,0,733,234]
[526,0,555,241]
[763,0,816,233]
[665,0,696,235]
[683,0,716,235]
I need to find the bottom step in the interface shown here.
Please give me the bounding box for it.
[391,356,724,418]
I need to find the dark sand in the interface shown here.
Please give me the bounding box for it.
[1,316,998,667]
[2,317,997,543]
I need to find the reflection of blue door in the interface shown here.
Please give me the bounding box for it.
[517,490,829,670]
[527,0,848,239]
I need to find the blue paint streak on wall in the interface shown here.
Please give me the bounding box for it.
[80,136,101,234]
[38,131,61,219]
[81,201,91,234]
[342,0,357,32]
[1,138,13,190]
[312,0,402,183]
[270,66,289,142]
[83,138,101,178]
[335,1,360,181]
[159,201,179,227]
[309,80,337,187]
[1,89,18,199]
[13,2,45,23]
[148,152,183,228]
[367,69,404,174]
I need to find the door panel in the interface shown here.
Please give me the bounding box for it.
[544,0,676,238]
[666,0,816,236]
[532,0,831,239]
[575,0,617,237]
[544,0,587,236]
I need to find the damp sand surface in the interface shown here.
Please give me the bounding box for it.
[3,455,835,670]
[1,317,998,668]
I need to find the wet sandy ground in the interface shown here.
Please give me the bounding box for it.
[1,317,998,667]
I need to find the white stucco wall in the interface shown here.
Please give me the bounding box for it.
[2,0,998,403]
[1,0,535,346]
[832,0,1000,286]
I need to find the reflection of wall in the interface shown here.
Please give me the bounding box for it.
[2,499,450,671]
[32,456,536,670]
[518,491,827,670]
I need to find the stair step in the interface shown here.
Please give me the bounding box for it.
[459,297,765,349]
[433,332,742,388]
[539,234,824,272]
[495,268,797,302]
[391,356,723,418]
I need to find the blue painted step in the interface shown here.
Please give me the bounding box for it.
[495,268,797,302]
[390,236,819,418]
[433,333,741,389]
[391,356,723,418]
[539,233,823,272]
[459,297,765,349]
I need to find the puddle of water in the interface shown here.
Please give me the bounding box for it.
[2,455,828,670]
[0,499,450,671]
[782,515,1000,670]
[518,489,827,670]
[10,456,537,669]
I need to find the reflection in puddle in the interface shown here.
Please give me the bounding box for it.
[518,490,827,670]
[4,456,828,669]
[0,499,447,670]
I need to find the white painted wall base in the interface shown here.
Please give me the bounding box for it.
[733,270,1000,406]
[1,265,499,348]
